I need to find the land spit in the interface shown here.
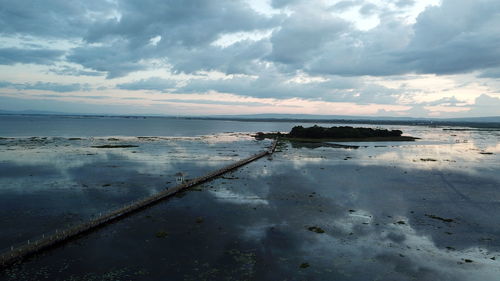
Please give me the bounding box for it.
[0,140,278,269]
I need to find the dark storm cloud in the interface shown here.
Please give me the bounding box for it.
[267,9,349,67]
[0,48,64,65]
[269,0,500,77]
[0,81,90,92]
[0,0,115,38]
[398,0,500,75]
[67,41,150,79]
[2,0,500,104]
[303,17,411,76]
[167,39,272,74]
[69,39,271,79]
[479,68,500,78]
[65,0,281,78]
[84,0,277,46]
[5,0,500,78]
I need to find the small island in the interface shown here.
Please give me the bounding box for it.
[256,125,418,142]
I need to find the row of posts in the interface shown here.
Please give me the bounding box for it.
[1,140,277,267]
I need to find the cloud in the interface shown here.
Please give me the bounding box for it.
[270,0,303,8]
[65,0,281,78]
[268,7,349,67]
[399,0,500,74]
[3,0,500,80]
[267,0,500,77]
[176,73,402,104]
[331,0,364,11]
[0,95,150,115]
[479,67,500,79]
[1,0,500,117]
[392,94,500,118]
[151,98,269,107]
[468,94,500,116]
[303,16,412,76]
[0,0,116,38]
[35,94,108,99]
[116,69,398,103]
[425,96,465,106]
[117,77,177,91]
[394,0,415,8]
[0,81,90,92]
[67,41,149,79]
[84,0,278,46]
[167,39,272,75]
[0,48,64,65]
[48,65,103,77]
[359,3,378,15]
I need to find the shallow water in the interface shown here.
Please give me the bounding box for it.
[0,116,499,280]
[0,115,345,137]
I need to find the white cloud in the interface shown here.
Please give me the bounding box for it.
[0,0,499,117]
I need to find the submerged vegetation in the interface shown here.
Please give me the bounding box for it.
[91,144,139,148]
[256,125,418,142]
[307,226,326,233]
[155,231,169,238]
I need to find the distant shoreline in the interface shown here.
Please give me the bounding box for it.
[1,113,499,129]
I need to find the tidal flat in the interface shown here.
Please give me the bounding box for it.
[0,117,499,281]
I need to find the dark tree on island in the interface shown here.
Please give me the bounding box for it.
[255,125,415,142]
[289,125,403,139]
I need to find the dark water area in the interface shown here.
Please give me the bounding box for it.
[0,134,269,247]
[0,116,499,280]
[0,115,330,137]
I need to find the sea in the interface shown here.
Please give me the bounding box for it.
[0,114,499,281]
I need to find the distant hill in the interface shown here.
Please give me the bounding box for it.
[208,114,500,123]
[0,109,67,115]
[1,109,499,127]
[209,113,421,121]
[441,116,500,123]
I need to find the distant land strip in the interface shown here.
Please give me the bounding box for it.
[183,117,500,129]
[1,112,499,128]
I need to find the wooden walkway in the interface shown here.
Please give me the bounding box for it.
[0,139,278,269]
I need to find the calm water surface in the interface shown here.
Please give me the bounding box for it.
[0,115,345,137]
[0,115,499,280]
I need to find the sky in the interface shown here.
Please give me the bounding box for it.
[0,0,499,117]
